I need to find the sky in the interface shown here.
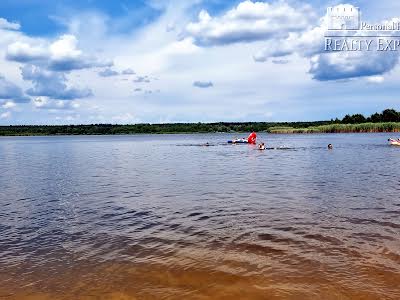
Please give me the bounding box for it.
[0,0,400,124]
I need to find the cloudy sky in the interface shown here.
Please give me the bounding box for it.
[0,0,399,124]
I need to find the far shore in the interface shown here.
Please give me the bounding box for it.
[268,122,400,134]
[0,122,399,136]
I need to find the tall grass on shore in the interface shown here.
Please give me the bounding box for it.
[268,122,400,134]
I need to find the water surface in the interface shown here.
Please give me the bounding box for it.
[0,133,399,299]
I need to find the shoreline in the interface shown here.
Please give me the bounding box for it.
[0,130,399,137]
[2,251,399,300]
[1,122,399,136]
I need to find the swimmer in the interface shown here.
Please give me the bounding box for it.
[258,142,265,150]
[328,144,333,150]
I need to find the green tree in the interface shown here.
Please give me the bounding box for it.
[382,109,399,122]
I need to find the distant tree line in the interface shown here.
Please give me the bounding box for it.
[0,109,399,136]
[0,122,330,136]
[338,109,400,124]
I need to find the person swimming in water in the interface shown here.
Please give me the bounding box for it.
[328,144,333,150]
[258,142,265,150]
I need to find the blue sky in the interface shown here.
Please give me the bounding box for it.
[0,0,399,124]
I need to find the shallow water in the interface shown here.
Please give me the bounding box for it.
[0,133,399,299]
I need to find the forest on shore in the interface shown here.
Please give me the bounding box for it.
[0,109,399,136]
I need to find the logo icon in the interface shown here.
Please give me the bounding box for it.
[327,6,360,30]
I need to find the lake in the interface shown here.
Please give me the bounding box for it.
[0,133,399,299]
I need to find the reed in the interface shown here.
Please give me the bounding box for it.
[268,122,400,134]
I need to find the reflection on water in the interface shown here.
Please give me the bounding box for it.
[0,133,399,299]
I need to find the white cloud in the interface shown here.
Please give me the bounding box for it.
[309,51,399,81]
[111,112,137,124]
[22,65,93,100]
[6,34,112,71]
[50,34,81,59]
[98,67,136,77]
[183,1,315,46]
[133,76,150,83]
[0,74,30,103]
[253,24,325,61]
[33,97,80,110]
[6,41,48,62]
[2,101,17,109]
[0,18,20,30]
[161,38,200,55]
[0,111,11,119]
[98,68,119,77]
[121,68,135,75]
[366,76,385,83]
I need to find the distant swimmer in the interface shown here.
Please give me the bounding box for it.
[388,138,400,146]
[328,144,333,150]
[228,132,257,144]
[258,143,265,150]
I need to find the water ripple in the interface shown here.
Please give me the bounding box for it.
[0,133,399,299]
